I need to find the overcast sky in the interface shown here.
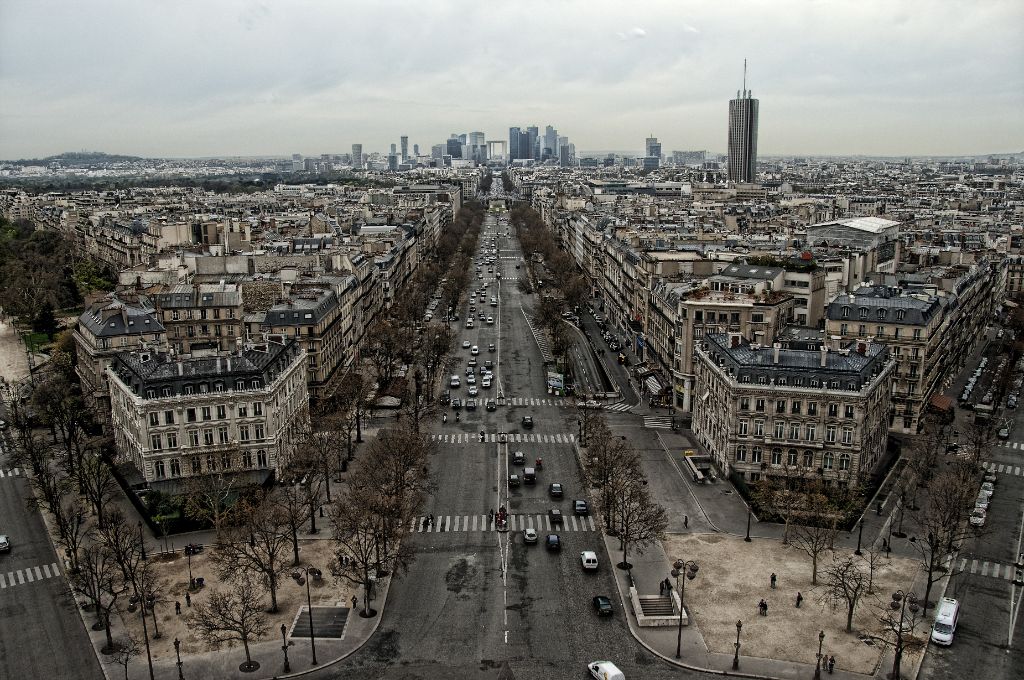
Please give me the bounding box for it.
[1,0,1021,159]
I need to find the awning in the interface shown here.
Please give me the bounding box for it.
[645,376,662,394]
[929,394,955,412]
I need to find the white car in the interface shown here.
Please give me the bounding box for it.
[975,493,989,510]
[0,534,9,552]
[471,345,479,355]
[481,377,492,389]
[969,508,986,527]
[487,316,494,324]
[468,386,479,397]
[581,550,599,571]
[467,374,476,385]
[466,320,474,329]
[462,340,471,349]
[524,528,538,544]
[449,375,461,388]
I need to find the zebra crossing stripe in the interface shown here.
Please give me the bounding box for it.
[0,573,5,588]
[33,566,42,580]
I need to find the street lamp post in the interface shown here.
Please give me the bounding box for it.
[671,558,699,659]
[138,521,147,560]
[291,568,318,666]
[280,624,291,673]
[814,630,825,680]
[732,620,742,670]
[890,590,919,680]
[187,549,193,589]
[173,638,184,680]
[744,509,752,542]
[855,518,864,556]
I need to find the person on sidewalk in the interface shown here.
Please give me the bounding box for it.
[796,592,803,608]
[683,515,688,528]
[664,577,672,593]
[659,580,665,595]
[758,599,766,616]
[770,572,777,589]
[827,655,835,674]
[175,601,181,616]
[185,592,191,608]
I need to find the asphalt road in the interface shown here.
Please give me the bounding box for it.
[0,431,105,680]
[317,208,701,679]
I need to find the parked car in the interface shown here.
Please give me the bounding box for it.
[975,493,990,510]
[998,427,1010,439]
[545,534,561,551]
[981,481,995,496]
[970,508,986,527]
[0,534,9,553]
[592,596,613,617]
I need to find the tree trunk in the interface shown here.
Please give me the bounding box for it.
[242,636,252,665]
[103,611,114,653]
[291,527,300,566]
[356,412,363,443]
[846,604,855,632]
[811,554,818,585]
[268,573,279,613]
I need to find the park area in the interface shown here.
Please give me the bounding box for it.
[664,533,927,674]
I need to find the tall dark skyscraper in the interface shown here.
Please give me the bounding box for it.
[728,61,759,184]
[400,135,409,161]
[509,127,521,161]
[526,126,539,160]
[446,137,463,159]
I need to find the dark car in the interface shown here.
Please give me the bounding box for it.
[521,416,534,429]
[509,473,521,487]
[513,450,525,465]
[546,534,561,551]
[574,499,589,516]
[466,398,477,411]
[486,399,497,412]
[451,398,462,410]
[549,508,564,526]
[440,390,451,405]
[549,483,564,499]
[592,595,613,617]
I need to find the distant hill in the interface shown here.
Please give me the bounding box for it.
[10,151,145,166]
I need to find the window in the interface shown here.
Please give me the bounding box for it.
[239,425,250,441]
[840,323,848,335]
[170,459,181,477]
[803,451,814,468]
[740,397,750,411]
[739,420,749,436]
[257,450,268,468]
[828,404,838,417]
[188,430,199,447]
[172,310,180,321]
[858,325,866,335]
[242,450,253,468]
[190,456,201,475]
[757,375,767,385]
[841,306,849,318]
[154,460,166,479]
[218,426,229,444]
[206,454,217,472]
[788,449,798,466]
[805,424,816,441]
[913,329,922,340]
[201,406,211,421]
[823,452,834,470]
[776,400,787,414]
[807,402,818,416]
[255,424,265,440]
[859,307,868,319]
[791,401,801,415]
[164,410,175,425]
[751,446,763,463]
[774,422,785,439]
[839,453,851,471]
[150,434,162,451]
[877,308,886,320]
[184,385,194,395]
[842,428,853,445]
[754,420,764,437]
[826,425,837,443]
[203,429,214,446]
[214,382,225,392]
[187,408,197,422]
[789,423,800,440]
[221,452,232,470]
[166,432,178,449]
[749,472,761,482]
[771,448,783,465]
[755,398,765,412]
[896,309,906,321]
[216,405,227,419]
[845,405,855,419]
[253,402,263,416]
[238,405,248,418]
[149,412,159,426]
[146,389,156,399]
[736,445,747,462]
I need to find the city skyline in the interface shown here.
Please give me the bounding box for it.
[1,1,1022,159]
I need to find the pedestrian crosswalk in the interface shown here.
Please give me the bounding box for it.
[506,397,566,407]
[643,416,675,429]
[0,467,23,478]
[0,562,63,589]
[996,441,1024,450]
[429,432,576,445]
[955,556,1020,581]
[410,513,597,533]
[604,402,633,413]
[983,461,1024,477]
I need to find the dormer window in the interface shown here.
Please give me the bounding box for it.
[877,309,886,320]
[841,306,850,318]
[895,309,906,321]
[858,307,868,319]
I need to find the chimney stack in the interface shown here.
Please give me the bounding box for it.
[773,342,781,364]
[820,347,828,367]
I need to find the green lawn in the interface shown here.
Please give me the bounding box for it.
[22,332,50,352]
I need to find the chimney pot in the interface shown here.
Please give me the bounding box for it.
[820,347,828,367]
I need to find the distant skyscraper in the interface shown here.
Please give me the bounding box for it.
[400,136,409,161]
[351,143,363,169]
[469,131,486,163]
[413,143,420,157]
[526,126,539,160]
[728,61,759,184]
[509,127,521,161]
[446,138,462,159]
[544,126,558,160]
[645,136,661,159]
[431,144,444,165]
[390,143,397,155]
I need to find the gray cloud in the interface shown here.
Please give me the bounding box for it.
[0,0,1021,158]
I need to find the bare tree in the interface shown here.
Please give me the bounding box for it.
[609,457,668,570]
[584,421,636,532]
[53,497,90,574]
[365,317,405,388]
[183,471,237,537]
[107,634,141,680]
[573,399,605,447]
[271,481,311,567]
[329,487,383,617]
[187,575,269,672]
[823,556,869,632]
[418,324,454,400]
[213,498,291,613]
[72,541,129,654]
[860,545,885,595]
[96,509,145,590]
[751,468,806,545]
[76,448,118,529]
[789,488,840,585]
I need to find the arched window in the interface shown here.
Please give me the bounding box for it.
[788,449,798,466]
[803,450,814,468]
[839,453,851,471]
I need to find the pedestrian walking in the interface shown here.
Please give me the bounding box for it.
[683,515,688,528]
[659,580,665,595]
[352,595,359,611]
[185,592,191,608]
[770,572,777,589]
[664,577,672,593]
[828,655,835,674]
[796,592,803,608]
[758,599,766,616]
[175,601,181,616]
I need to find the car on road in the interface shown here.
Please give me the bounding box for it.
[488,344,496,352]
[574,499,589,515]
[468,385,479,397]
[998,427,1010,439]
[509,473,520,487]
[484,360,494,370]
[450,375,461,388]
[523,527,537,543]
[0,534,9,553]
[970,508,986,527]
[588,661,623,680]
[467,374,476,385]
[462,340,471,349]
[591,596,613,617]
[513,451,525,465]
[549,483,564,499]
[471,345,479,355]
[521,415,534,429]
[466,365,476,375]
[487,316,494,324]
[481,377,491,389]
[440,390,451,405]
[486,399,497,411]
[466,320,474,329]
[451,398,462,410]
[549,508,564,525]
[546,534,561,551]
[580,550,599,571]
[579,400,601,410]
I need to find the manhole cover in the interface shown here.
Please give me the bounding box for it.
[290,606,350,639]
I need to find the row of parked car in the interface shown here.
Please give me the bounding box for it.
[970,473,997,527]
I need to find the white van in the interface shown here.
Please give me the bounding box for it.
[930,597,959,646]
[588,661,625,680]
[581,550,599,571]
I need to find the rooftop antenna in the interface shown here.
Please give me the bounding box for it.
[743,59,747,97]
